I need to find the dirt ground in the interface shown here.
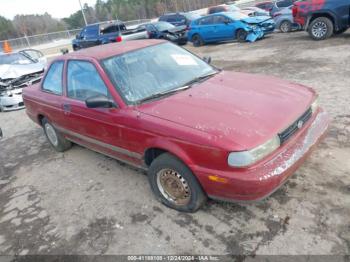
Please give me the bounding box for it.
[0,31,349,257]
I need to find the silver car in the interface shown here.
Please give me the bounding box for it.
[0,50,46,112]
[273,6,300,32]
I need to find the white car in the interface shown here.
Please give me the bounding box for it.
[0,49,46,112]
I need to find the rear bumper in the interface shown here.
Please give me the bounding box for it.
[193,110,330,202]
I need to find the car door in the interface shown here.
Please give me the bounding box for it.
[40,61,67,129]
[197,16,215,41]
[62,59,142,164]
[212,15,233,40]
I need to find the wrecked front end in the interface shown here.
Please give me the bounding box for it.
[0,71,43,112]
[244,16,276,42]
[163,26,188,45]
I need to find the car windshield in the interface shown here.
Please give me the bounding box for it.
[154,22,175,31]
[0,53,34,65]
[102,42,217,104]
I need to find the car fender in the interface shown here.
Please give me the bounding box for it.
[306,10,338,30]
[144,137,196,167]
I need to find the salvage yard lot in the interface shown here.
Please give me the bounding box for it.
[0,31,349,255]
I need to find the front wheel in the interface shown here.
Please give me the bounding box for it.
[308,17,334,40]
[236,29,248,42]
[42,118,72,152]
[148,153,207,212]
[280,20,292,33]
[191,34,204,47]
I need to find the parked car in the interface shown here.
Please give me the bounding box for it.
[145,22,188,45]
[208,4,264,17]
[22,40,329,212]
[188,12,275,46]
[159,12,201,28]
[0,50,45,112]
[293,0,350,40]
[255,1,274,12]
[72,21,147,51]
[270,0,297,16]
[273,6,300,32]
[241,7,270,17]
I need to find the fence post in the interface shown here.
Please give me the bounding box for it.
[24,34,31,47]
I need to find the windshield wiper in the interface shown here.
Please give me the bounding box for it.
[136,71,220,104]
[137,85,192,104]
[182,70,220,87]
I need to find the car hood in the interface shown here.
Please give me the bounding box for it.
[0,63,44,80]
[137,71,315,150]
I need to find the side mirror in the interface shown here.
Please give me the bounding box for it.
[85,95,116,109]
[203,56,212,64]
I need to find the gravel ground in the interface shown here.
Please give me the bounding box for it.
[0,31,349,257]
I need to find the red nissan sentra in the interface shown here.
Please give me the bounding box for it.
[23,40,330,212]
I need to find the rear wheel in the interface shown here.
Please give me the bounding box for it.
[236,29,248,42]
[148,153,207,212]
[279,20,292,33]
[42,118,72,152]
[192,34,204,47]
[308,17,333,40]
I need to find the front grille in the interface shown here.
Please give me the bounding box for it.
[279,108,312,144]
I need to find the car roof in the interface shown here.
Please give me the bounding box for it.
[57,40,166,61]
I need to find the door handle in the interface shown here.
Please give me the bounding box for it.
[63,104,71,115]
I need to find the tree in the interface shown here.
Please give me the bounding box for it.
[0,16,16,40]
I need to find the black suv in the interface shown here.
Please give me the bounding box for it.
[159,12,201,27]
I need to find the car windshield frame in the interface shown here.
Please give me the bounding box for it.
[100,42,218,105]
[0,53,35,65]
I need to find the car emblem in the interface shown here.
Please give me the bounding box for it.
[297,120,304,129]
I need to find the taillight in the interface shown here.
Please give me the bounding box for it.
[116,35,122,42]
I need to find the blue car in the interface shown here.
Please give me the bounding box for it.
[188,12,275,46]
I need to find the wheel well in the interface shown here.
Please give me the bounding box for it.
[309,13,335,27]
[144,148,168,166]
[38,114,45,126]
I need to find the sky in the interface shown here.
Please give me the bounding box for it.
[0,0,98,19]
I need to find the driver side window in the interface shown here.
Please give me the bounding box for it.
[67,60,109,101]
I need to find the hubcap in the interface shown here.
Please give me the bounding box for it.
[312,22,327,38]
[156,169,191,206]
[281,22,289,32]
[45,123,58,146]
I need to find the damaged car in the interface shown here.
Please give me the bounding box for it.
[23,40,329,212]
[188,12,275,46]
[145,22,188,45]
[0,51,45,112]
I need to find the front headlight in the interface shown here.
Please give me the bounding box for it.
[311,97,319,114]
[228,136,280,167]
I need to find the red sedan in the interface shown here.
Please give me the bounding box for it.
[23,40,329,212]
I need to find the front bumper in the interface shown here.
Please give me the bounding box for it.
[193,109,330,202]
[0,88,25,112]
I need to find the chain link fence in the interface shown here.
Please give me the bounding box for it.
[0,19,151,52]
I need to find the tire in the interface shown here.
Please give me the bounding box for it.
[73,45,79,51]
[236,29,248,42]
[42,118,72,152]
[191,34,204,47]
[148,153,207,212]
[279,20,292,33]
[308,17,334,40]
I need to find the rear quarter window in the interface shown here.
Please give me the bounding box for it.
[42,61,64,95]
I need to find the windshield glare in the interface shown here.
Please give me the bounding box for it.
[0,53,34,65]
[102,43,216,104]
